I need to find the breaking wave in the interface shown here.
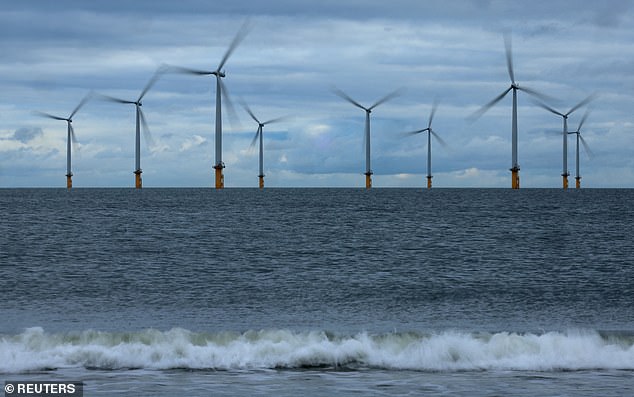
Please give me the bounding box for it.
[2,327,634,373]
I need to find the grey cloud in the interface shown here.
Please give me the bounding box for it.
[13,127,43,143]
[591,0,631,27]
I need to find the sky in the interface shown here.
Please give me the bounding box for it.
[1,0,633,188]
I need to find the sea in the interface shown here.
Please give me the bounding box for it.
[1,188,633,396]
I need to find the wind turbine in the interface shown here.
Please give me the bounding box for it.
[36,93,91,189]
[469,34,550,189]
[100,67,164,189]
[534,95,594,189]
[170,21,250,189]
[333,87,401,188]
[568,110,593,189]
[241,101,285,189]
[403,101,447,188]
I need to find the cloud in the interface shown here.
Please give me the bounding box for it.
[179,135,207,152]
[453,167,485,179]
[0,138,27,153]
[13,127,43,143]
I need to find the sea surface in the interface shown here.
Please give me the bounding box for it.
[1,188,633,396]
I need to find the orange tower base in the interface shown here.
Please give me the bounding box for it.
[576,176,581,189]
[511,168,520,189]
[562,174,569,189]
[214,167,224,189]
[365,173,372,189]
[426,176,432,189]
[66,174,72,189]
[134,171,142,189]
[259,175,264,189]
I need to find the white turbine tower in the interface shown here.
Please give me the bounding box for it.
[171,22,250,189]
[241,101,285,189]
[469,34,550,189]
[36,93,92,189]
[333,87,400,189]
[101,67,164,189]
[534,95,594,189]
[568,110,593,189]
[403,101,447,188]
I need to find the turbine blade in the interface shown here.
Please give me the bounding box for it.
[69,92,93,119]
[518,85,556,103]
[566,94,596,116]
[96,93,135,104]
[139,108,155,149]
[239,99,260,124]
[34,111,67,121]
[138,67,166,102]
[70,123,82,155]
[249,130,259,149]
[262,116,287,125]
[402,128,428,137]
[217,19,251,72]
[332,87,366,110]
[467,87,512,122]
[163,64,214,75]
[580,135,594,159]
[220,79,242,132]
[577,109,590,132]
[69,123,78,145]
[504,32,515,84]
[428,99,439,129]
[369,88,402,110]
[431,129,449,149]
[534,100,564,117]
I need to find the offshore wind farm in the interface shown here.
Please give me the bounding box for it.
[6,31,607,190]
[2,3,633,189]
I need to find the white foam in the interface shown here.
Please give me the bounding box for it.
[1,327,633,373]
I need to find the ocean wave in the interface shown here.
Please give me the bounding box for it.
[1,327,633,373]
